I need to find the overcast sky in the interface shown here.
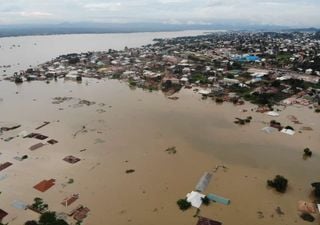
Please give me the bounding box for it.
[0,0,319,27]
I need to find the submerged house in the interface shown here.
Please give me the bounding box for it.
[195,172,213,192]
[186,191,206,208]
[0,209,8,222]
[197,216,222,225]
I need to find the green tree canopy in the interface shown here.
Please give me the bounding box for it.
[38,212,68,225]
[25,221,39,225]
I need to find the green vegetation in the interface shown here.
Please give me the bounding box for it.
[25,221,38,225]
[215,97,224,103]
[267,175,288,193]
[188,54,208,62]
[68,57,80,65]
[228,62,242,70]
[111,73,121,79]
[270,120,281,127]
[67,178,74,184]
[189,73,208,84]
[31,198,48,213]
[276,52,292,65]
[226,74,235,79]
[25,212,68,225]
[201,196,210,206]
[239,72,252,78]
[177,199,191,211]
[284,79,320,90]
[243,92,287,106]
[39,212,68,225]
[271,80,281,88]
[234,116,252,125]
[303,148,312,157]
[165,146,177,154]
[128,77,136,86]
[300,213,315,222]
[308,81,320,89]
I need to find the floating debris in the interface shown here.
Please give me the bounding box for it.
[126,169,135,174]
[29,143,45,151]
[35,121,50,130]
[63,155,81,164]
[275,206,285,216]
[165,146,177,154]
[234,116,252,125]
[52,97,73,104]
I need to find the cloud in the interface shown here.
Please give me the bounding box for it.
[20,11,53,17]
[0,0,319,26]
[83,2,122,11]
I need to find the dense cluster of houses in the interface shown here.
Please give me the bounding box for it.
[8,31,320,111]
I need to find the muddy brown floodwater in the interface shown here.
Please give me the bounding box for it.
[0,78,319,225]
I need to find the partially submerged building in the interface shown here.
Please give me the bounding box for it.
[196,216,222,225]
[195,172,213,192]
[0,209,8,223]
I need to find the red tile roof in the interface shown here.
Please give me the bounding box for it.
[33,179,56,192]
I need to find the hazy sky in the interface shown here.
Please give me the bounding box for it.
[0,0,319,27]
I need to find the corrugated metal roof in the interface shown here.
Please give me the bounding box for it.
[195,172,212,192]
[207,193,230,205]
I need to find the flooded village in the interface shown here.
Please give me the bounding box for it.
[0,31,320,225]
[6,32,320,110]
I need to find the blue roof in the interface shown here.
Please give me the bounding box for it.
[233,55,261,62]
[207,193,230,205]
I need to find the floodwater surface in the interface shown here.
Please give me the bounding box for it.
[0,79,319,225]
[0,31,319,225]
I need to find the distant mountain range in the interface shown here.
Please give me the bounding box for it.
[0,22,318,38]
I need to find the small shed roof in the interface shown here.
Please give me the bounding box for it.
[196,216,222,225]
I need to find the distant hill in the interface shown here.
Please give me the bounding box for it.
[284,27,320,32]
[0,22,290,38]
